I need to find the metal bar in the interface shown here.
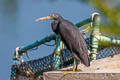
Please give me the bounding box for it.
[75,18,91,27]
[96,35,120,46]
[14,33,56,56]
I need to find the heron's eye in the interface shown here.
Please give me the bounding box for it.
[50,13,60,19]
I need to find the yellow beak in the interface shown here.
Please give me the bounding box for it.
[35,16,52,21]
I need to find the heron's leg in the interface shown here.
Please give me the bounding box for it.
[73,58,78,72]
[62,59,80,74]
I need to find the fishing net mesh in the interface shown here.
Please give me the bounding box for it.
[10,37,120,80]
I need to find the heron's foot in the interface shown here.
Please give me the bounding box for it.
[62,69,82,74]
[73,69,81,72]
[62,71,74,74]
[111,55,114,58]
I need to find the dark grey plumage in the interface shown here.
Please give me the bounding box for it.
[51,14,90,67]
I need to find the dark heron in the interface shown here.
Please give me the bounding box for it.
[36,13,90,71]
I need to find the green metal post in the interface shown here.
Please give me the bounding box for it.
[90,13,100,60]
[53,38,63,70]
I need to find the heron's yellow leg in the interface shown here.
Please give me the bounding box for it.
[62,59,81,74]
[73,58,78,72]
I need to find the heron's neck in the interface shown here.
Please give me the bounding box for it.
[51,20,60,34]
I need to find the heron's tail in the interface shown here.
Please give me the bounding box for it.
[84,56,90,67]
[79,51,90,67]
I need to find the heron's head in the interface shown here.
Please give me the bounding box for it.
[35,13,63,21]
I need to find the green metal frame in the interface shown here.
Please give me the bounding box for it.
[13,12,120,69]
[90,13,120,60]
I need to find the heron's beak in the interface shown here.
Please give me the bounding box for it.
[35,16,52,21]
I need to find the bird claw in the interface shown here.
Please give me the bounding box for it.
[62,69,82,74]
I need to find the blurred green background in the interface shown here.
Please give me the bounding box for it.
[82,0,120,36]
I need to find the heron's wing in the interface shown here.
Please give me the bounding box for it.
[59,20,90,67]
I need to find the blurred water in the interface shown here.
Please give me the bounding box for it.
[0,0,95,79]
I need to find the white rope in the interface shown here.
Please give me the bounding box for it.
[15,46,24,63]
[15,47,21,59]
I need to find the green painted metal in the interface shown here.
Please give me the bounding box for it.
[75,18,92,27]
[13,18,92,63]
[19,33,56,54]
[13,33,56,63]
[96,35,120,46]
[90,13,100,60]
[53,39,63,70]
